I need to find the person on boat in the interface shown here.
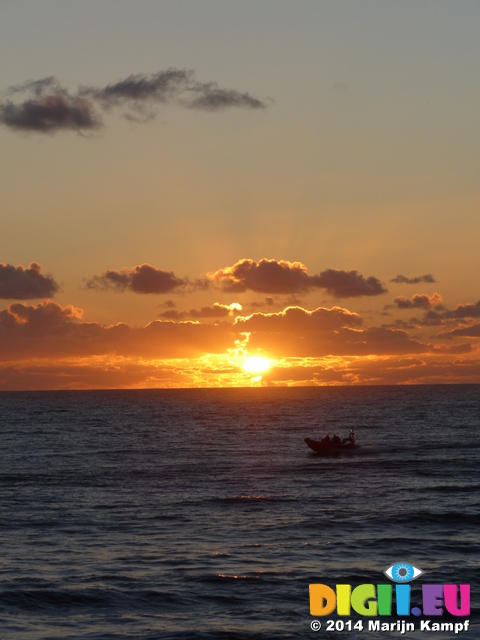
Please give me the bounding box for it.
[332,434,341,445]
[322,434,331,444]
[342,429,355,445]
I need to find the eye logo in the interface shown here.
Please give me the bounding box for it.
[384,562,423,583]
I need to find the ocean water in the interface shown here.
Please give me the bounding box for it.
[0,385,479,639]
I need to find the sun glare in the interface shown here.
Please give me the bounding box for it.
[243,356,271,374]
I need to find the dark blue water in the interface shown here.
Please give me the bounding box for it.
[0,386,479,639]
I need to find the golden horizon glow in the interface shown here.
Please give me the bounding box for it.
[243,356,271,374]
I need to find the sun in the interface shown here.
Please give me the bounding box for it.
[243,356,271,374]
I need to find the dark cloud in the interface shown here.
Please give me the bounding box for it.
[209,259,387,298]
[0,94,100,133]
[411,299,480,328]
[446,301,480,319]
[187,85,267,110]
[159,299,177,309]
[313,269,387,298]
[0,77,101,132]
[210,259,312,293]
[86,264,188,294]
[439,324,480,339]
[0,262,59,299]
[394,293,444,310]
[0,70,267,133]
[81,69,192,107]
[391,274,436,284]
[80,70,267,112]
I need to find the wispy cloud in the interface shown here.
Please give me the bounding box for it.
[0,70,268,133]
[390,274,436,284]
[80,70,267,112]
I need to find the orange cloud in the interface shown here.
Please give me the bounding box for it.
[1,298,478,389]
[159,302,242,320]
[0,300,236,361]
[234,306,432,357]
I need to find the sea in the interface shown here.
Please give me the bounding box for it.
[0,385,479,639]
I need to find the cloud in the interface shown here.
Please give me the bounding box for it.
[439,323,480,339]
[235,305,363,332]
[80,70,267,112]
[391,274,436,284]
[0,300,236,361]
[394,292,444,310]
[0,360,194,391]
[209,259,387,297]
[411,299,480,328]
[446,301,480,319]
[159,302,242,320]
[314,269,387,298]
[186,85,267,110]
[209,259,312,293]
[0,300,83,338]
[235,306,428,357]
[1,70,267,133]
[0,77,101,132]
[0,262,59,299]
[1,299,479,388]
[86,264,188,294]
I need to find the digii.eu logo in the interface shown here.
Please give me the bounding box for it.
[309,563,470,634]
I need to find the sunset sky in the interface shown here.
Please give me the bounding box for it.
[1,0,480,389]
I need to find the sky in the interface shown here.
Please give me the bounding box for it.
[1,0,480,389]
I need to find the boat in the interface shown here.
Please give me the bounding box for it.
[305,430,359,454]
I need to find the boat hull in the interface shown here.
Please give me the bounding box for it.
[304,437,359,454]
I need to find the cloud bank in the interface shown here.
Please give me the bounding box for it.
[0,298,477,389]
[0,300,235,361]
